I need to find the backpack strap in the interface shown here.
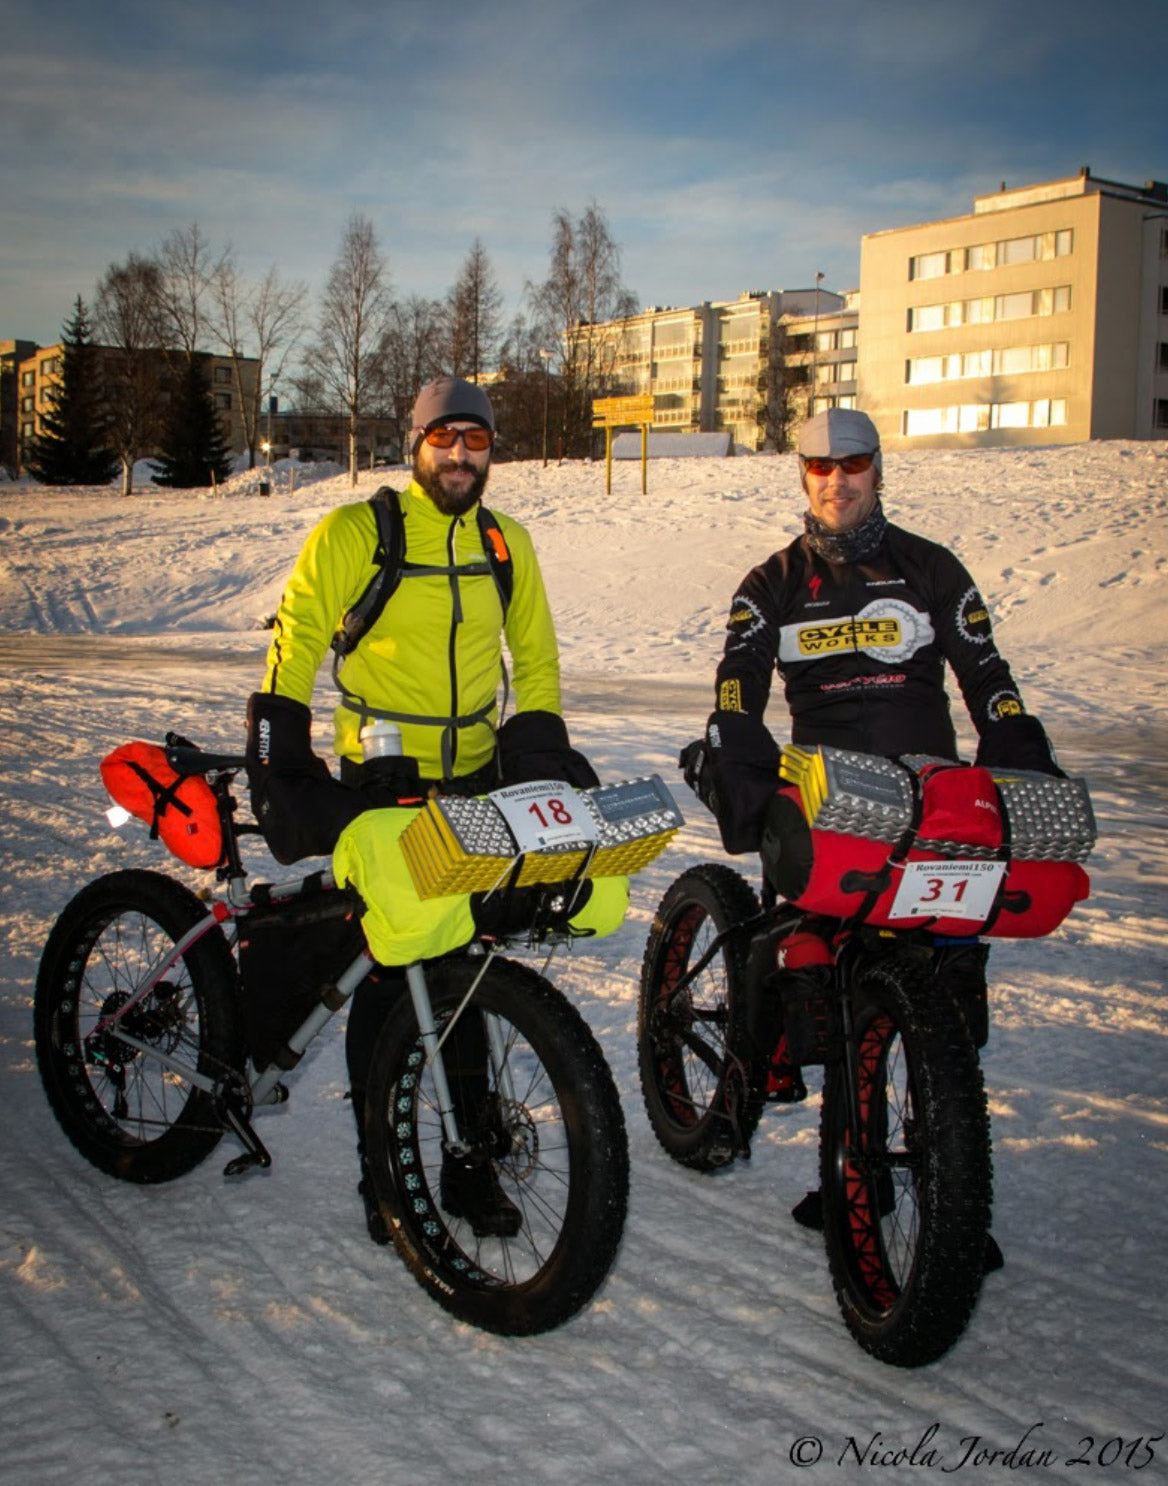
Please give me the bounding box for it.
[476,504,514,616]
[332,487,514,660]
[331,487,406,659]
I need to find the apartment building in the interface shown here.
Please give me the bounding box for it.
[859,168,1168,449]
[1,338,38,474]
[14,344,260,469]
[780,289,861,422]
[582,288,852,450]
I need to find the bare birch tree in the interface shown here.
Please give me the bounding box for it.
[526,201,635,456]
[447,239,503,383]
[154,223,227,359]
[213,261,307,467]
[301,214,394,483]
[380,295,446,453]
[93,254,169,494]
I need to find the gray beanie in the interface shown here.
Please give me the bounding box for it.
[410,376,495,450]
[798,408,882,478]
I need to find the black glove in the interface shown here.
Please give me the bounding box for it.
[246,692,366,863]
[497,710,599,789]
[974,713,1066,778]
[699,709,782,855]
[679,737,719,816]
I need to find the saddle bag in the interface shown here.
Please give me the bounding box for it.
[100,741,225,869]
[762,746,1094,939]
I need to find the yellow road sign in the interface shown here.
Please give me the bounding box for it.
[592,394,655,427]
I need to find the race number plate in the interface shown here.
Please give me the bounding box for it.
[489,780,599,853]
[888,860,1007,921]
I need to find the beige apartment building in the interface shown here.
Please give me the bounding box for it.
[858,168,1168,449]
[584,287,855,450]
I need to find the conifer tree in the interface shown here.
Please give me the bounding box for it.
[25,298,119,485]
[151,355,233,488]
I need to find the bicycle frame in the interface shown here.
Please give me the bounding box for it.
[89,745,534,1174]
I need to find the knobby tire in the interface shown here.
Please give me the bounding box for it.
[364,956,629,1336]
[819,953,992,1367]
[34,869,242,1183]
[637,863,762,1170]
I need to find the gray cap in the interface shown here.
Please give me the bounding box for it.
[798,407,880,459]
[797,407,882,484]
[410,376,495,449]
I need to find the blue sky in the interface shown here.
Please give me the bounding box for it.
[2,0,1164,350]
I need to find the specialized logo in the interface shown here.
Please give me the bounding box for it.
[808,574,823,600]
[987,690,1024,721]
[779,598,934,666]
[956,585,993,645]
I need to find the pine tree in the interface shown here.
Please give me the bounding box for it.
[151,355,233,488]
[25,298,119,485]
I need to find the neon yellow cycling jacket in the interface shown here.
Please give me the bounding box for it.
[261,480,562,779]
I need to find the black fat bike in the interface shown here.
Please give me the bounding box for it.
[34,737,630,1336]
[637,860,993,1368]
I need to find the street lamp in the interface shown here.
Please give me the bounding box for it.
[538,349,553,466]
[809,272,825,419]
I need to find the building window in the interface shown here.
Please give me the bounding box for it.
[215,392,232,411]
[910,230,1073,282]
[1157,343,1168,372]
[214,366,232,385]
[1161,286,1168,315]
[910,250,949,280]
[903,398,1067,437]
[909,285,1071,332]
[1156,399,1168,428]
[21,370,34,387]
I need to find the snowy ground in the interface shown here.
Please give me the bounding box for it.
[1,443,1166,1483]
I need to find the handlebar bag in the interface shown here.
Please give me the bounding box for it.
[100,741,225,870]
[762,756,1091,939]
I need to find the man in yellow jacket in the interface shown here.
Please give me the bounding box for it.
[246,375,608,1241]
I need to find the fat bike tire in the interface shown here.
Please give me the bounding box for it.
[819,954,992,1367]
[34,869,242,1183]
[364,956,630,1336]
[637,863,761,1170]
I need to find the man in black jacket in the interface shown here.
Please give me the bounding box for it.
[691,408,1061,1249]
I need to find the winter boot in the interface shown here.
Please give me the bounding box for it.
[439,1148,522,1238]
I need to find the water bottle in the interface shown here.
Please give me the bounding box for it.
[360,720,403,762]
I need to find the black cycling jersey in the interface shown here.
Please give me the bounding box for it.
[715,523,1028,761]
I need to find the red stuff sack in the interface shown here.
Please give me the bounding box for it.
[763,763,1090,939]
[100,742,225,869]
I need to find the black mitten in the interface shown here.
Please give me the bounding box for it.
[703,709,782,855]
[246,692,365,863]
[975,713,1065,778]
[497,710,599,789]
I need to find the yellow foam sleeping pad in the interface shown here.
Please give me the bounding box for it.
[332,775,682,967]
